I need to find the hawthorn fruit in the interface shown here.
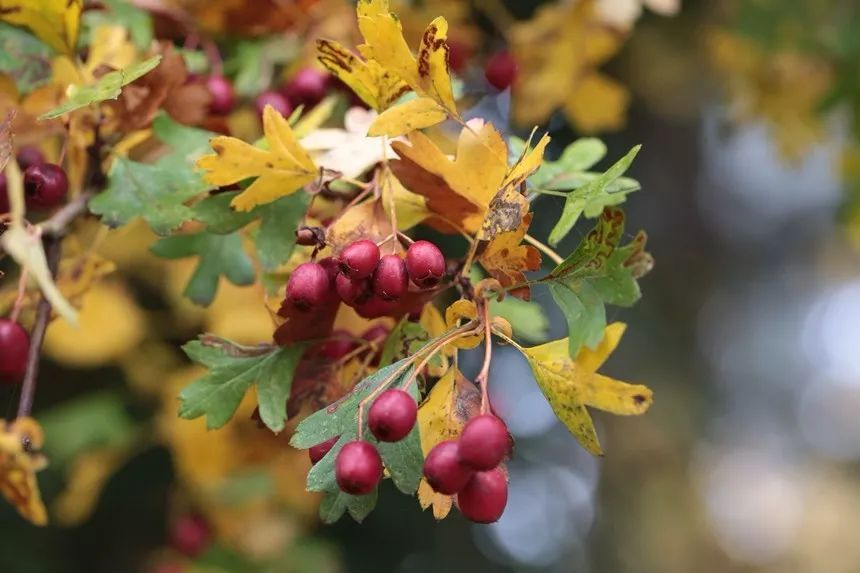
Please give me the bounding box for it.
[169,514,212,557]
[458,414,509,471]
[405,240,445,288]
[485,51,518,91]
[457,467,508,523]
[373,254,408,300]
[24,163,68,209]
[286,262,332,311]
[283,67,328,107]
[423,440,473,494]
[368,388,417,442]
[0,319,29,383]
[308,436,339,464]
[206,75,235,115]
[339,239,380,279]
[16,146,45,170]
[254,90,292,117]
[335,440,383,495]
[335,273,371,307]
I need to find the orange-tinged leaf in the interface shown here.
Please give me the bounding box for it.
[316,38,408,112]
[444,299,482,349]
[378,166,429,231]
[196,105,317,212]
[478,211,541,300]
[0,0,83,55]
[0,417,49,526]
[522,323,653,455]
[326,198,393,252]
[367,96,447,137]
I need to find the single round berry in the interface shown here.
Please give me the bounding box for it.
[169,514,212,557]
[335,273,371,307]
[16,146,45,170]
[0,319,29,383]
[405,240,446,288]
[485,52,518,91]
[254,90,293,117]
[458,414,509,471]
[338,239,380,279]
[319,330,360,360]
[424,440,473,494]
[335,440,383,495]
[283,67,328,107]
[368,388,417,442]
[0,172,8,213]
[457,467,508,523]
[24,163,68,209]
[373,254,408,300]
[206,75,235,115]
[447,39,471,74]
[286,262,332,311]
[308,435,339,465]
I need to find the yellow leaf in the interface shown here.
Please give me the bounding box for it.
[378,166,429,231]
[326,198,393,252]
[0,417,49,526]
[523,323,652,455]
[0,0,83,55]
[316,39,408,112]
[564,74,630,133]
[444,299,482,349]
[478,211,541,301]
[503,131,551,189]
[356,0,457,117]
[196,105,317,212]
[83,26,136,80]
[367,96,447,137]
[416,367,480,519]
[53,447,130,526]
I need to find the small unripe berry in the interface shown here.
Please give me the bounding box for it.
[16,146,45,170]
[373,254,408,300]
[0,319,29,383]
[485,52,518,91]
[335,440,383,495]
[424,440,473,494]
[283,67,328,107]
[254,91,293,117]
[368,388,417,442]
[458,414,509,471]
[24,163,68,209]
[308,435,339,464]
[405,240,445,288]
[206,75,235,115]
[286,262,332,311]
[339,239,380,279]
[335,273,371,307]
[457,467,508,523]
[169,514,212,557]
[354,296,398,319]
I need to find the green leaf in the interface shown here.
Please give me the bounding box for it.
[192,192,257,234]
[38,55,161,119]
[319,487,378,524]
[180,337,306,431]
[0,22,52,93]
[81,0,153,49]
[548,145,642,246]
[542,207,652,356]
[151,231,255,306]
[378,319,431,367]
[90,114,216,234]
[230,37,296,98]
[511,137,607,188]
[490,296,549,344]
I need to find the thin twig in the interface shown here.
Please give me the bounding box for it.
[38,190,95,237]
[475,302,493,414]
[524,233,563,265]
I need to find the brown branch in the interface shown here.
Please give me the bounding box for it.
[16,236,61,419]
[38,190,95,237]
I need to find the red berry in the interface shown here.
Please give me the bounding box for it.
[485,52,518,91]
[254,91,293,117]
[24,163,67,209]
[335,273,371,307]
[169,514,211,557]
[206,75,235,115]
[0,172,8,213]
[458,414,509,471]
[457,467,508,523]
[286,262,332,311]
[319,330,359,360]
[16,146,45,170]
[354,296,398,319]
[283,67,328,107]
[0,319,29,383]
[335,440,383,495]
[372,254,408,300]
[447,39,471,74]
[368,388,417,442]
[361,325,389,344]
[308,435,339,464]
[339,239,380,279]
[405,240,445,288]
[423,440,473,494]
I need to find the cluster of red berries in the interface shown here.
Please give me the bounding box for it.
[205,67,329,119]
[307,387,418,495]
[0,319,30,384]
[424,414,510,523]
[0,146,69,213]
[285,239,445,319]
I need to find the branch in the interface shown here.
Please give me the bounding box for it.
[17,236,61,419]
[37,190,95,237]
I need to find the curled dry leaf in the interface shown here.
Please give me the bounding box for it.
[0,417,49,526]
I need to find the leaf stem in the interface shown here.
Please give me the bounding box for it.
[524,233,563,265]
[475,302,493,414]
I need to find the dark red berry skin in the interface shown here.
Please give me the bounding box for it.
[339,239,380,280]
[458,414,509,471]
[0,172,8,213]
[373,254,408,300]
[169,514,212,557]
[206,75,235,115]
[355,296,398,319]
[335,440,383,495]
[16,146,45,170]
[319,330,360,360]
[361,325,389,344]
[287,262,332,311]
[254,91,293,117]
[309,435,339,464]
[457,467,508,523]
[368,388,417,442]
[485,52,518,91]
[0,319,29,383]
[283,67,328,107]
[335,273,371,307]
[406,240,446,288]
[424,440,473,494]
[24,163,68,209]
